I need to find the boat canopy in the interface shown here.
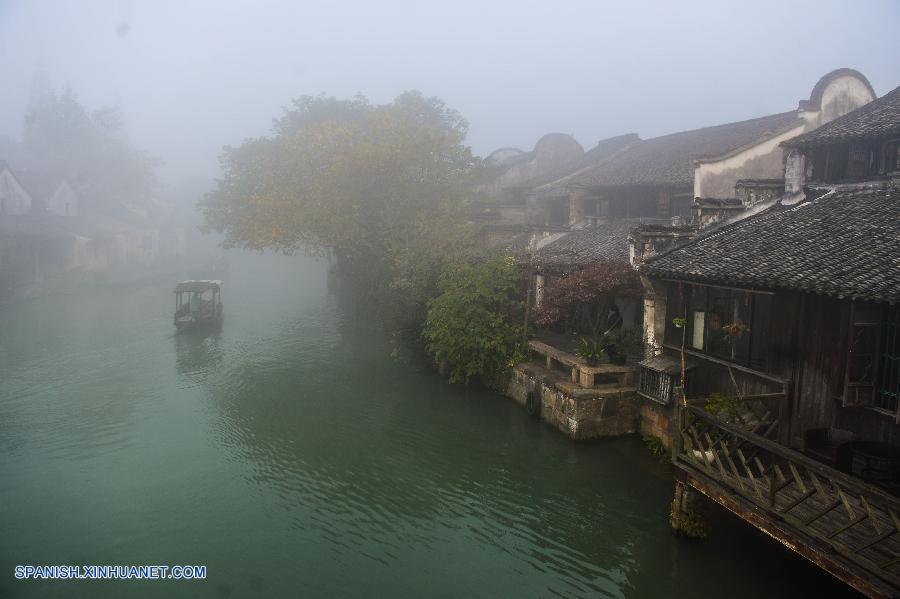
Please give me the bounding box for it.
[174,280,222,293]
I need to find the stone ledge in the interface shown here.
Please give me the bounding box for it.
[506,364,640,440]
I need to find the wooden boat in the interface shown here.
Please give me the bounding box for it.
[174,280,223,331]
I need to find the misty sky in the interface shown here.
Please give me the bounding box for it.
[1,0,898,197]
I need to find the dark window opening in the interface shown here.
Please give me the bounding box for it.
[826,143,850,180]
[547,198,570,227]
[847,143,868,178]
[845,302,883,408]
[664,283,772,371]
[884,140,900,173]
[876,306,900,412]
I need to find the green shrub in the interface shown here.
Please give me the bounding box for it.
[643,435,670,463]
[424,256,527,389]
[704,393,739,421]
[575,337,605,362]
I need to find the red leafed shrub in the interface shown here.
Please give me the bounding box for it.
[535,262,641,334]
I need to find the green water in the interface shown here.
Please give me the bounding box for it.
[0,253,852,598]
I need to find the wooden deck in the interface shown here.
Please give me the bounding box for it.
[676,404,900,598]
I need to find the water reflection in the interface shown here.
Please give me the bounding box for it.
[0,252,857,599]
[190,300,652,596]
[174,329,224,382]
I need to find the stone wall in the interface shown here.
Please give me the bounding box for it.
[639,398,676,448]
[735,179,784,207]
[506,366,640,440]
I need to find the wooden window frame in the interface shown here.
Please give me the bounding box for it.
[663,281,773,372]
[843,302,882,411]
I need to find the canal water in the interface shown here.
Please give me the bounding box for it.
[0,252,853,598]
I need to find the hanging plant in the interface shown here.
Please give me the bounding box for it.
[721,320,750,341]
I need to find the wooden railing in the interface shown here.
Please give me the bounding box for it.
[676,404,900,594]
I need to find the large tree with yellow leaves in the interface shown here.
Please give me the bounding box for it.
[200,92,478,331]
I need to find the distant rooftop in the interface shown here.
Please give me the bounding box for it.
[569,111,802,189]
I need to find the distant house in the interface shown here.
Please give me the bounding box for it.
[14,171,79,217]
[46,180,79,217]
[563,70,875,234]
[0,162,35,216]
[0,163,80,217]
[473,133,588,246]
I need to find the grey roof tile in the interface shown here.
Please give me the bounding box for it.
[642,184,900,303]
[571,111,802,188]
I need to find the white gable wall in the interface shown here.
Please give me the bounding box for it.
[46,182,79,216]
[694,72,876,200]
[0,168,33,215]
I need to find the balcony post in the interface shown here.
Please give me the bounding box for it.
[670,477,706,538]
[673,385,685,458]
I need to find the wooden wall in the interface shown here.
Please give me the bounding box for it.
[791,295,849,447]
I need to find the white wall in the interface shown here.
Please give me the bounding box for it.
[0,168,33,215]
[694,72,876,200]
[46,182,79,217]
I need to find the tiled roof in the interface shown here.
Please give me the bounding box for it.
[785,86,900,148]
[509,133,639,191]
[531,133,640,197]
[570,111,802,188]
[642,184,900,304]
[531,220,640,269]
[490,229,534,255]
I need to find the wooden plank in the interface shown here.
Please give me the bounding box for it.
[803,498,841,526]
[717,437,746,492]
[681,466,898,599]
[737,448,763,501]
[686,406,900,508]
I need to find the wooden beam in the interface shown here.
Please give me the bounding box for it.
[681,466,895,599]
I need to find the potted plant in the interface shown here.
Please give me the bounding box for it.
[575,337,604,366]
[601,329,643,365]
[721,320,750,342]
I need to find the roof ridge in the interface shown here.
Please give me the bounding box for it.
[642,109,798,143]
[531,136,641,193]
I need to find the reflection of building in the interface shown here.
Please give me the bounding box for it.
[639,84,900,597]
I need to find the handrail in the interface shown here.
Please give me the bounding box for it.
[663,344,789,387]
[683,405,900,508]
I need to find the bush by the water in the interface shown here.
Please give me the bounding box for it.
[424,256,527,389]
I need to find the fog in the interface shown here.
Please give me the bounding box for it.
[2,0,898,195]
[3,3,900,597]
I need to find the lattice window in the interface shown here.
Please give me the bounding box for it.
[877,306,900,413]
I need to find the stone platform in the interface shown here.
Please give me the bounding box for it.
[506,361,640,440]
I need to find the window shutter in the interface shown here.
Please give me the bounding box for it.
[843,302,882,408]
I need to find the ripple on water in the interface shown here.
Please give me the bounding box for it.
[0,260,853,599]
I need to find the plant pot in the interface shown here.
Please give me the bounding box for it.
[605,348,626,365]
[584,356,599,367]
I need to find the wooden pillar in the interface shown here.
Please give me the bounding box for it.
[670,478,707,538]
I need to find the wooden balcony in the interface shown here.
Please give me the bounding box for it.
[675,403,900,598]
